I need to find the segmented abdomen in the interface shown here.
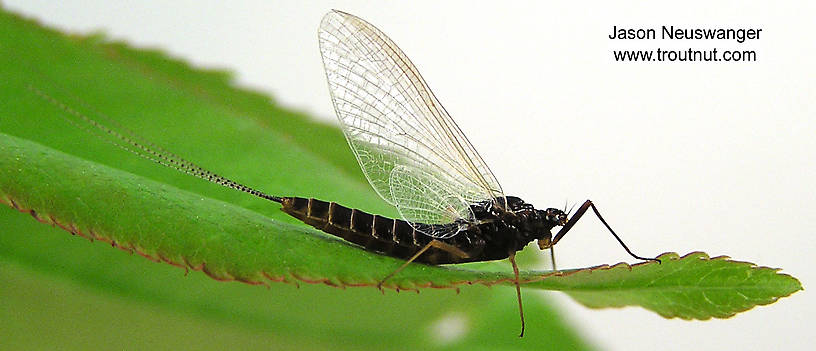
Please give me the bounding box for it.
[278,197,479,264]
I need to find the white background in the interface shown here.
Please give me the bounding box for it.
[5,1,813,350]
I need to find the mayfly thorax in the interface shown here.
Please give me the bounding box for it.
[32,10,659,337]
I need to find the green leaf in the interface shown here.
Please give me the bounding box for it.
[0,131,802,320]
[0,7,801,350]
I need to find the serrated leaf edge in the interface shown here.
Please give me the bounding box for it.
[3,193,802,300]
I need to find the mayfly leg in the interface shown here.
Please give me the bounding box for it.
[507,253,525,338]
[376,239,469,290]
[377,241,527,337]
[551,200,660,263]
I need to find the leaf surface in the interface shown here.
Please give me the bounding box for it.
[0,133,801,321]
[0,8,801,351]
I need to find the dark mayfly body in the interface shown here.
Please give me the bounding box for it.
[33,10,658,337]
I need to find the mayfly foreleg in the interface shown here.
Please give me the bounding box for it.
[550,200,659,263]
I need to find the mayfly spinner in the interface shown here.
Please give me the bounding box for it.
[34,10,659,337]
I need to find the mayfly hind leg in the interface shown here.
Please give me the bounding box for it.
[376,240,469,290]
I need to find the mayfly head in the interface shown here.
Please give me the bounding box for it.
[545,208,568,226]
[530,207,567,250]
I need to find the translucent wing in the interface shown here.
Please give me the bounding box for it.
[389,165,471,238]
[318,10,505,238]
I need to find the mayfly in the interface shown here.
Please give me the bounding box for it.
[33,10,658,337]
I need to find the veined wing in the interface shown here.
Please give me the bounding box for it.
[318,10,505,238]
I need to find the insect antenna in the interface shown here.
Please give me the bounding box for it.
[566,201,577,216]
[28,84,283,204]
